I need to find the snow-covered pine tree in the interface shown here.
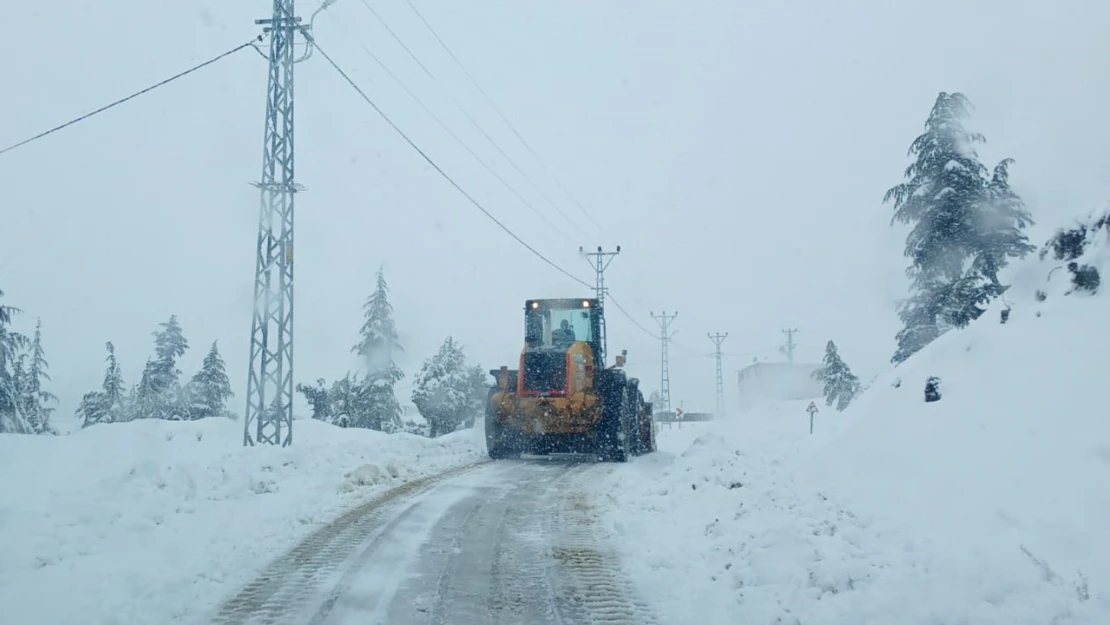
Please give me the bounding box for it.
[136,315,190,419]
[412,337,477,438]
[296,378,332,422]
[0,289,32,434]
[966,158,1036,301]
[463,365,489,429]
[327,373,363,428]
[7,353,32,433]
[131,359,154,419]
[19,319,58,434]
[186,341,233,420]
[102,342,127,422]
[885,92,986,362]
[76,391,107,429]
[362,365,405,432]
[352,267,403,368]
[0,288,26,433]
[151,315,188,391]
[814,340,860,411]
[76,342,129,428]
[884,92,1032,363]
[350,267,405,431]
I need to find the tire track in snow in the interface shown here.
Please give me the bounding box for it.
[545,464,661,625]
[209,461,487,625]
[209,457,658,625]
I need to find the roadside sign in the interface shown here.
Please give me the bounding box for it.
[806,401,818,433]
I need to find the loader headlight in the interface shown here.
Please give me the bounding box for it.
[531,301,540,309]
[582,300,590,308]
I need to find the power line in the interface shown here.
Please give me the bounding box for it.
[605,293,660,340]
[355,0,591,238]
[0,36,263,158]
[306,34,592,289]
[401,0,604,233]
[349,40,578,247]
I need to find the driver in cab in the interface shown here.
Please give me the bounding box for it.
[551,319,576,346]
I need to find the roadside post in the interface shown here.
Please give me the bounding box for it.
[806,401,818,434]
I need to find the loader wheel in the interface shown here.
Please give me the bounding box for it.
[629,392,645,456]
[597,374,631,462]
[485,390,520,460]
[642,409,657,454]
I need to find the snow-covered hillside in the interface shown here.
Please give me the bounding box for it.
[601,213,1110,624]
[0,418,484,625]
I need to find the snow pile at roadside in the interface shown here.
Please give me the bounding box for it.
[600,213,1110,624]
[0,417,484,625]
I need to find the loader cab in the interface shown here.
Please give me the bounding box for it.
[520,298,602,397]
[524,298,601,354]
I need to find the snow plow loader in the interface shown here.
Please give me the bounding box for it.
[485,297,656,462]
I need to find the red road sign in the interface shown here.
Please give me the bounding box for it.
[806,401,818,413]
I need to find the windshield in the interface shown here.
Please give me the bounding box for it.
[528,306,594,348]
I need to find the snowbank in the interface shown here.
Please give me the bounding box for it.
[0,417,484,625]
[599,214,1110,624]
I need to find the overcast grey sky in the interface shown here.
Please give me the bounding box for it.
[2,0,1108,427]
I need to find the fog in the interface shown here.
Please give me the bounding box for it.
[2,0,1108,425]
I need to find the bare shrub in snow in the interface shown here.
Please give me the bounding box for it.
[924,376,941,402]
[1067,262,1100,294]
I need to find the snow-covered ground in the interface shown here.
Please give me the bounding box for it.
[0,418,485,625]
[600,217,1110,624]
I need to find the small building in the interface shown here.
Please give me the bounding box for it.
[736,362,823,409]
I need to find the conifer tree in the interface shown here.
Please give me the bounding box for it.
[814,341,860,411]
[77,342,128,428]
[132,358,160,420]
[352,267,403,368]
[0,288,29,433]
[463,365,488,428]
[884,92,1034,363]
[150,315,188,393]
[102,341,127,422]
[76,391,107,429]
[412,337,480,437]
[327,373,362,428]
[362,366,405,432]
[135,315,190,419]
[351,267,404,431]
[19,320,58,434]
[186,341,233,419]
[297,378,332,422]
[968,159,1036,298]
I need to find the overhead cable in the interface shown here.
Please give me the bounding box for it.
[0,36,263,157]
[306,34,592,289]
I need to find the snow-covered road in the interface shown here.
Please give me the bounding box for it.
[211,458,657,625]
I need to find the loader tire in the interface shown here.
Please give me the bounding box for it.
[596,372,631,463]
[485,390,520,460]
[626,382,644,456]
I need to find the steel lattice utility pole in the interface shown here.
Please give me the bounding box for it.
[781,328,799,365]
[651,311,678,412]
[708,332,728,417]
[580,245,620,365]
[244,1,304,447]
